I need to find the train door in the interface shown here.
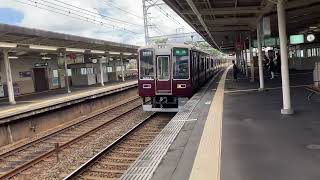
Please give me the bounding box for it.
[156,55,171,94]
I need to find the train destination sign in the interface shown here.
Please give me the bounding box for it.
[142,51,152,57]
[173,48,188,56]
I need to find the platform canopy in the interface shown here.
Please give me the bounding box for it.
[163,0,320,52]
[0,23,139,54]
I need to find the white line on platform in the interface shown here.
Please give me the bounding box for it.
[224,84,312,93]
[173,119,198,122]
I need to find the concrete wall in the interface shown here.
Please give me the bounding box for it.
[0,57,60,95]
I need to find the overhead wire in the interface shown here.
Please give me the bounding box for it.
[15,0,141,34]
[45,0,144,27]
[102,0,143,19]
[146,0,194,33]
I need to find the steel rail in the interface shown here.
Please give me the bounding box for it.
[0,96,140,159]
[0,97,145,179]
[63,113,156,180]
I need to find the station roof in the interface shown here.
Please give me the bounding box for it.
[0,23,139,53]
[163,0,320,52]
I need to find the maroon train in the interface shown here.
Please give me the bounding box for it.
[138,43,223,112]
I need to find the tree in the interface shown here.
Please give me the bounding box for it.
[185,41,224,58]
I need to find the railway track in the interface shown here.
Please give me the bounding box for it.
[64,113,174,180]
[0,96,148,179]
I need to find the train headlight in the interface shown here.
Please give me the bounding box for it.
[177,84,187,89]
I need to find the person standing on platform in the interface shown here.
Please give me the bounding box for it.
[268,58,275,79]
[232,60,238,80]
[264,54,269,71]
[275,53,281,74]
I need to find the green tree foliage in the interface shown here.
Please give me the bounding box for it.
[185,41,224,58]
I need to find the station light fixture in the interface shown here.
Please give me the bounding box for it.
[8,56,19,59]
[0,42,17,48]
[42,57,52,60]
[123,52,132,56]
[109,51,121,55]
[66,48,86,53]
[30,45,58,51]
[91,50,105,54]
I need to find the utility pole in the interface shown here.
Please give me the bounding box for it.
[142,0,150,45]
[142,0,165,45]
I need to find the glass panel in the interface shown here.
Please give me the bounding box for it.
[81,68,87,75]
[107,66,113,72]
[301,50,304,58]
[139,49,154,80]
[157,56,169,80]
[87,67,94,74]
[103,66,107,73]
[116,66,122,72]
[307,49,312,57]
[52,70,59,78]
[67,69,72,76]
[173,55,189,79]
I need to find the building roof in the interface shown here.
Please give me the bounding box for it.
[162,0,320,52]
[0,23,139,53]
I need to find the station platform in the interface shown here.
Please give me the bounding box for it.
[0,80,137,122]
[121,68,320,180]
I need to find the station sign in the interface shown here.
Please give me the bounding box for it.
[290,34,304,45]
[173,48,188,56]
[264,38,276,47]
[253,37,280,48]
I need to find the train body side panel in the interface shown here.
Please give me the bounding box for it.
[172,80,192,97]
[138,80,155,97]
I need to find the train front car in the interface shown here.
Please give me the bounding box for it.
[138,44,192,112]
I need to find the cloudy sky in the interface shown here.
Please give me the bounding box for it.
[0,0,195,46]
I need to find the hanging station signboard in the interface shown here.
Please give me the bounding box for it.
[289,34,304,45]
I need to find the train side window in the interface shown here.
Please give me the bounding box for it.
[173,55,189,79]
[139,49,154,80]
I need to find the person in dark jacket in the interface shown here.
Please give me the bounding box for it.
[232,60,238,80]
[268,59,275,79]
[275,53,281,74]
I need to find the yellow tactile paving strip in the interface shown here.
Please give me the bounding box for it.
[189,67,230,180]
[0,81,137,119]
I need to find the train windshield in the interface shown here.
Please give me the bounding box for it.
[139,49,154,80]
[173,48,189,79]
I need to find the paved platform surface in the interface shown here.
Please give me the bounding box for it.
[149,68,320,180]
[0,80,137,120]
[222,71,320,180]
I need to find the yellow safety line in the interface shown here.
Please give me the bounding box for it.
[189,66,231,180]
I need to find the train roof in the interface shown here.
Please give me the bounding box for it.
[138,43,210,55]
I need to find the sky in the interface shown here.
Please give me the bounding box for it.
[0,0,195,46]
